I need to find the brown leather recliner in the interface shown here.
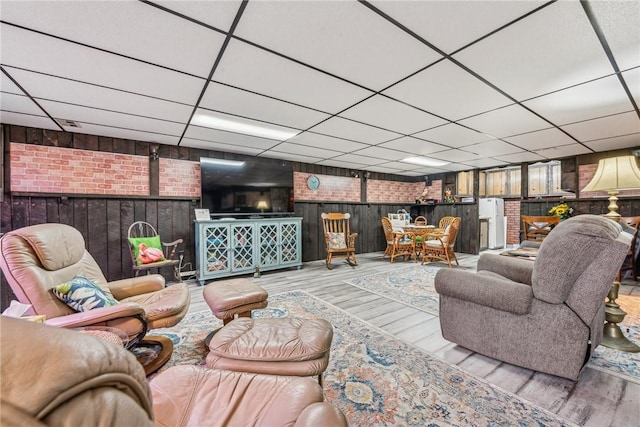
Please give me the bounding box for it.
[0,223,190,344]
[0,317,348,427]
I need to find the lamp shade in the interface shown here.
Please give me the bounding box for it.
[582,156,640,192]
[256,201,268,210]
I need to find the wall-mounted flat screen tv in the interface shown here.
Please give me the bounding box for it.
[200,156,294,215]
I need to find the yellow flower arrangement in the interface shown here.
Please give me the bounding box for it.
[548,202,573,220]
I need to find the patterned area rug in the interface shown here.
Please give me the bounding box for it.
[344,264,640,384]
[152,290,576,427]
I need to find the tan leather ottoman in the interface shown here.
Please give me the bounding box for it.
[206,317,333,386]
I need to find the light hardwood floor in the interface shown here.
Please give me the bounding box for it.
[183,252,640,427]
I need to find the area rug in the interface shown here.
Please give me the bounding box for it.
[152,290,575,427]
[344,265,640,384]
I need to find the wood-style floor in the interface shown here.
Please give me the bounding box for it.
[184,251,640,427]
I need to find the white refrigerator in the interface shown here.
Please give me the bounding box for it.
[478,198,505,249]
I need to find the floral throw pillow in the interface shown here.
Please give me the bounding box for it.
[327,232,347,249]
[52,276,118,312]
[128,235,166,265]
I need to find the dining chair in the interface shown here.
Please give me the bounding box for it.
[521,215,560,247]
[414,216,428,225]
[381,217,417,263]
[421,217,461,268]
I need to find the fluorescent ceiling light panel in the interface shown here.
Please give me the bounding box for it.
[191,112,300,141]
[200,157,245,167]
[401,156,450,167]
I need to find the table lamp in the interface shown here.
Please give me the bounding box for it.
[582,155,640,352]
[256,200,268,213]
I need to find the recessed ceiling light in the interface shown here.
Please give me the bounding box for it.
[56,118,81,128]
[200,157,245,167]
[191,112,299,141]
[401,156,450,167]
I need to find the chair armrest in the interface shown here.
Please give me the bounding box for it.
[477,253,534,285]
[435,269,534,315]
[347,232,358,247]
[44,302,146,328]
[108,275,165,300]
[162,239,183,259]
[295,402,348,427]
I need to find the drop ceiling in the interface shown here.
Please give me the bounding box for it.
[1,0,638,177]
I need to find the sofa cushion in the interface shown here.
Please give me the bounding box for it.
[52,275,118,312]
[128,236,166,265]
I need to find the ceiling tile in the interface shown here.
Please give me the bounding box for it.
[316,159,371,169]
[0,1,225,78]
[413,123,492,148]
[383,60,512,121]
[523,75,633,126]
[496,151,545,163]
[183,125,280,150]
[458,104,551,138]
[286,132,369,153]
[453,1,614,100]
[378,136,446,156]
[66,123,180,146]
[534,144,592,159]
[0,73,22,94]
[214,39,372,114]
[561,111,640,142]
[351,146,409,161]
[464,139,523,156]
[329,154,386,166]
[5,67,194,123]
[623,68,640,105]
[0,92,43,116]
[308,116,401,144]
[0,24,206,104]
[37,100,185,136]
[180,137,263,155]
[504,127,579,150]
[200,83,330,130]
[339,95,447,134]
[0,111,58,130]
[234,1,442,91]
[260,151,324,164]
[589,1,640,71]
[429,149,483,163]
[463,158,509,169]
[370,0,548,54]
[267,142,343,159]
[153,0,242,33]
[584,133,640,152]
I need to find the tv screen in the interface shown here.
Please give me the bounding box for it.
[200,157,294,215]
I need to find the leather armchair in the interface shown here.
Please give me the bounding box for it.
[0,223,190,344]
[435,215,631,380]
[0,317,348,427]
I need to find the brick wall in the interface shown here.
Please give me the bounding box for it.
[294,172,360,202]
[159,158,200,197]
[504,199,521,245]
[10,143,149,195]
[367,180,426,203]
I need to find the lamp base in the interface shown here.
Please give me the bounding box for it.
[601,280,640,352]
[602,323,640,352]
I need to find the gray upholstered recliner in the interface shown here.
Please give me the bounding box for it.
[434,214,631,380]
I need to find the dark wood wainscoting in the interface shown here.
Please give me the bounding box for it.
[1,195,197,310]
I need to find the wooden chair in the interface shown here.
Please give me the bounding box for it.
[414,216,428,225]
[380,217,417,263]
[619,216,640,281]
[321,213,358,270]
[421,216,461,268]
[128,221,183,281]
[521,215,560,246]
